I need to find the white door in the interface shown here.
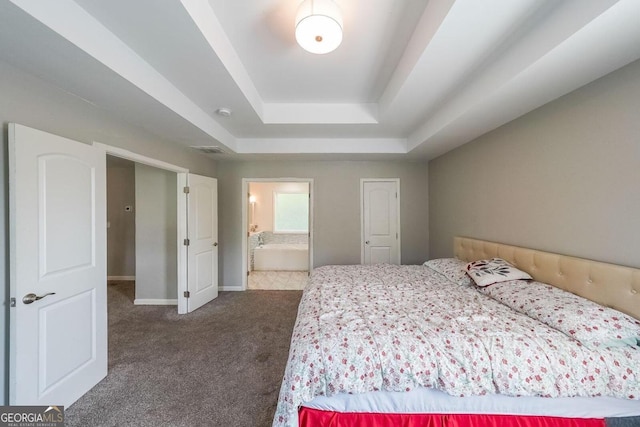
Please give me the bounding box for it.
[9,124,107,406]
[186,174,218,312]
[362,180,400,265]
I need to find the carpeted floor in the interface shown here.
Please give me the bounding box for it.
[65,281,302,427]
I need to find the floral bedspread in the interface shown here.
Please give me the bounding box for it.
[273,264,640,427]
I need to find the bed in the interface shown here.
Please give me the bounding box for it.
[273,237,640,427]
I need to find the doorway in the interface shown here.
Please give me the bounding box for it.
[106,155,179,306]
[99,144,218,314]
[242,179,314,290]
[9,124,217,407]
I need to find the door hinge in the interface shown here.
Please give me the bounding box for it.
[183,186,190,194]
[396,192,398,199]
[247,232,250,237]
[184,291,190,298]
[247,271,250,277]
[10,298,16,307]
[184,238,190,246]
[396,232,398,239]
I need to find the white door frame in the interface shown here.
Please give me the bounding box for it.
[93,143,190,313]
[360,178,401,264]
[241,178,314,291]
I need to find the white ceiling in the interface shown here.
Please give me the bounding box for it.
[2,0,640,160]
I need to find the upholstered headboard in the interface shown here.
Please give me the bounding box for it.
[454,236,640,320]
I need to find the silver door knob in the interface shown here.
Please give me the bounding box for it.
[365,241,370,245]
[213,242,218,246]
[22,292,56,305]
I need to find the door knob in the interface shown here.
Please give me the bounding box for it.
[213,242,218,247]
[22,292,56,305]
[365,241,370,245]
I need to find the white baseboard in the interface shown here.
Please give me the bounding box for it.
[134,299,178,305]
[108,276,136,281]
[219,286,244,291]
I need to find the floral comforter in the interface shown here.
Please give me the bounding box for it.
[273,264,640,427]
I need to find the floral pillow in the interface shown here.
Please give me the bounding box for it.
[465,258,532,287]
[423,258,473,286]
[479,279,640,349]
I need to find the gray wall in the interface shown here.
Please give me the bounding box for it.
[429,59,640,268]
[218,161,429,289]
[0,60,217,404]
[135,164,178,301]
[107,158,136,278]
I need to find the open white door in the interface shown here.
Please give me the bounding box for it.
[9,124,107,406]
[362,179,400,265]
[186,173,218,312]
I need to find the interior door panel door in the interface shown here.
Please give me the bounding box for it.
[363,180,400,265]
[9,123,107,406]
[186,174,218,312]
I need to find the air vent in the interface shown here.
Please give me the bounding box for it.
[190,146,226,154]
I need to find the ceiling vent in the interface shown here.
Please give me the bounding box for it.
[190,146,226,154]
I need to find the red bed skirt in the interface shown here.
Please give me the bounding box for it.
[298,408,605,427]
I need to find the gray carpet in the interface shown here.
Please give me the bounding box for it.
[65,281,302,427]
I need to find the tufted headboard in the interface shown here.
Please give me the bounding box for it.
[453,236,640,320]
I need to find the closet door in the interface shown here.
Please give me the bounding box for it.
[362,179,400,265]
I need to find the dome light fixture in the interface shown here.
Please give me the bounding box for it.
[295,0,343,54]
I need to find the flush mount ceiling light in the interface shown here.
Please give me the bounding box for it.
[295,0,343,54]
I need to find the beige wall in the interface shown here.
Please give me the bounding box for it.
[428,59,640,268]
[218,161,429,288]
[107,158,136,277]
[249,181,309,232]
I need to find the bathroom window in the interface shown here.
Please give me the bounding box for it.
[273,192,309,233]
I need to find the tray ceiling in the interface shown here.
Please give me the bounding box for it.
[2,0,639,159]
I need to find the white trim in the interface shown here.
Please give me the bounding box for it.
[242,181,248,290]
[95,141,190,314]
[134,299,178,306]
[219,286,243,292]
[360,178,401,265]
[93,143,188,173]
[241,178,314,291]
[107,276,135,281]
[236,138,406,154]
[177,173,189,314]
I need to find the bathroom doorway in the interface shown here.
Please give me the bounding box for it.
[241,179,313,290]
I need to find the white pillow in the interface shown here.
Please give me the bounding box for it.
[465,258,532,287]
[423,258,473,286]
